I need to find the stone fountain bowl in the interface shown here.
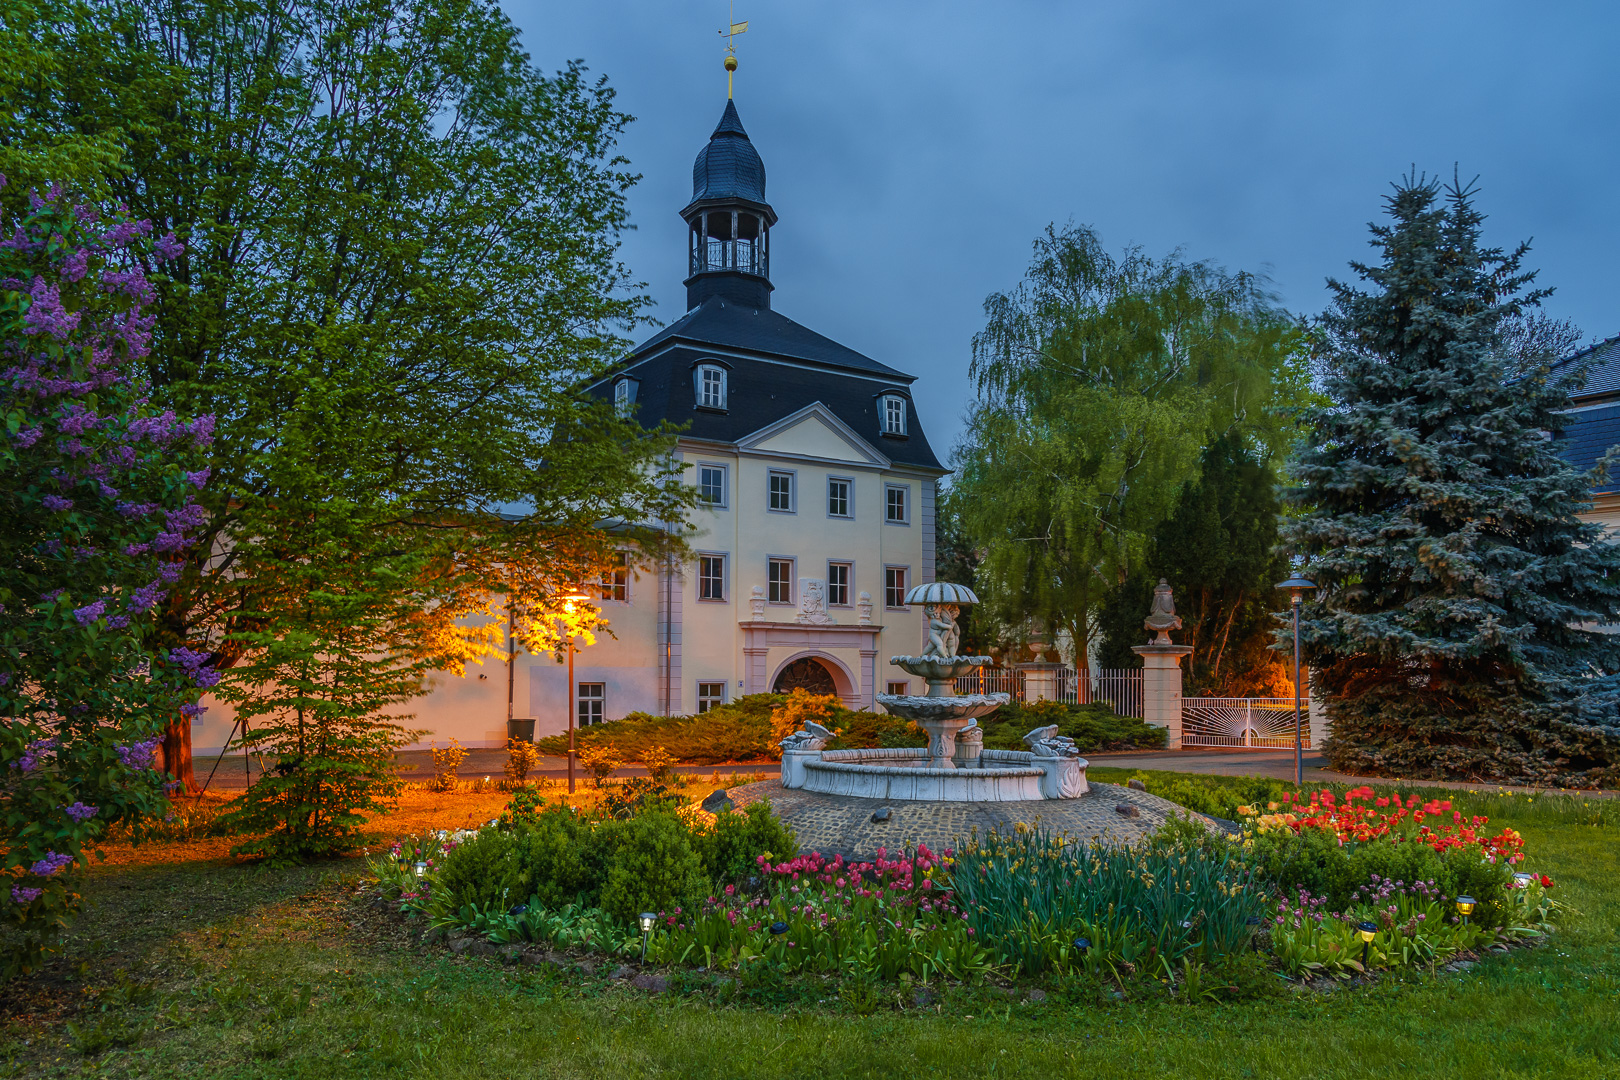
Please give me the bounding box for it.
[888,655,995,682]
[873,693,1008,722]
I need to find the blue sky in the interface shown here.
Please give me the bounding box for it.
[509,1,1618,457]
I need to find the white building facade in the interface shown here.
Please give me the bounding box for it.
[383,97,947,747]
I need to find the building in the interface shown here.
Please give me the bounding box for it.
[1555,333,1620,534]
[395,96,948,747]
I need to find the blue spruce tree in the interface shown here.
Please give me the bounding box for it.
[1285,174,1620,786]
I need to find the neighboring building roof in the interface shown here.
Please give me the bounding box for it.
[1557,402,1620,494]
[1553,334,1620,404]
[687,99,767,209]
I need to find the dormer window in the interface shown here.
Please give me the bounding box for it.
[696,363,727,410]
[881,394,907,436]
[614,378,635,418]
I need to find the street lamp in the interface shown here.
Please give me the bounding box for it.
[1274,574,1317,785]
[559,591,592,796]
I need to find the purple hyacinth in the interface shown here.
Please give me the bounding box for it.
[64,802,99,822]
[29,851,73,877]
[11,886,43,905]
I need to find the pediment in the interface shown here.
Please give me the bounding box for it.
[736,402,890,468]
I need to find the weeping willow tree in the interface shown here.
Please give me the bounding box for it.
[948,224,1311,667]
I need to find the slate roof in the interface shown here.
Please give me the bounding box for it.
[687,100,768,209]
[1556,402,1620,494]
[1552,334,1620,495]
[598,340,944,474]
[632,295,909,380]
[1553,334,1620,403]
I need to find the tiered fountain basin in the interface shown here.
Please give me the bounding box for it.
[798,748,1053,801]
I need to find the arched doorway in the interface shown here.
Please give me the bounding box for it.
[773,656,837,696]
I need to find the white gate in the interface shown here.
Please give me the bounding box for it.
[1181,698,1308,749]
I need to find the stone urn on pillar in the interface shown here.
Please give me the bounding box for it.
[1131,578,1193,749]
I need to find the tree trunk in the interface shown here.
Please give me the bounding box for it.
[156,718,199,794]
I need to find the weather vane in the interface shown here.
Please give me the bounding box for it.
[719,3,747,99]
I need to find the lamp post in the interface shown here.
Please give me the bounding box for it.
[558,592,591,796]
[1274,575,1317,785]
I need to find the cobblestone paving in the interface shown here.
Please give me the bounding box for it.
[726,779,1198,859]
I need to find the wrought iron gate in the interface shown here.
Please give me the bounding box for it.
[1181,697,1308,749]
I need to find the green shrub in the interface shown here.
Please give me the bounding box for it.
[534,694,781,763]
[1124,771,1296,820]
[514,809,601,910]
[978,701,1167,753]
[696,801,798,883]
[435,829,532,912]
[596,812,709,925]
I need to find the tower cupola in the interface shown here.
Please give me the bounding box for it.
[682,99,777,310]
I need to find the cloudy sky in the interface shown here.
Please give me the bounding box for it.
[509,1,1617,457]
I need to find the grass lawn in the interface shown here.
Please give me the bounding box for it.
[1,776,1615,1079]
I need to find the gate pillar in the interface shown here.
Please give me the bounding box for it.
[1131,643,1193,749]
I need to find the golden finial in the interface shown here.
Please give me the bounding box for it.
[719,5,748,98]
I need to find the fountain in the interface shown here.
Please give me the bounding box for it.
[777,583,1088,801]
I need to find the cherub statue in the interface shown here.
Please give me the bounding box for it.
[1144,578,1182,645]
[923,602,961,658]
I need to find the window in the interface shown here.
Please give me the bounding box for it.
[827,562,851,607]
[885,566,908,609]
[698,463,728,508]
[885,484,909,524]
[768,558,794,604]
[698,554,726,601]
[827,476,851,518]
[697,682,726,713]
[614,378,632,418]
[599,551,628,602]
[577,683,605,726]
[887,681,910,697]
[697,364,727,410]
[768,470,795,512]
[881,395,907,435]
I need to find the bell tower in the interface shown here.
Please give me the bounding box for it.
[682,93,776,310]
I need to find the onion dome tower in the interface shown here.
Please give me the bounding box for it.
[682,95,777,311]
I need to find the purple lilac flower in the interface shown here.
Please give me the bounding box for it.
[64,802,99,822]
[73,600,106,625]
[15,737,58,771]
[169,646,219,689]
[29,851,74,877]
[153,232,184,261]
[106,615,130,629]
[181,702,207,718]
[126,580,166,614]
[13,426,42,448]
[23,278,81,338]
[61,248,88,282]
[116,736,160,769]
[184,468,210,489]
[11,886,43,905]
[42,494,73,511]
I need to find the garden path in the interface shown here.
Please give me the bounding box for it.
[1088,749,1617,797]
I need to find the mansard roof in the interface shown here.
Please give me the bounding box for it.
[590,297,945,474]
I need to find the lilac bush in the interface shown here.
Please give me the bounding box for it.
[1,180,213,976]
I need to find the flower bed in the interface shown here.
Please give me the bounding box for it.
[365,779,1563,996]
